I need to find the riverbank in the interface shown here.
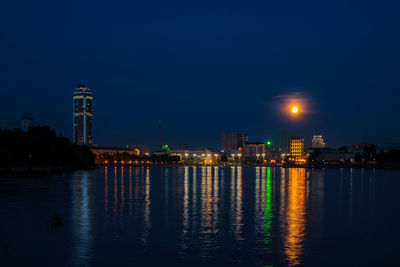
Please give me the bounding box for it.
[96,163,400,169]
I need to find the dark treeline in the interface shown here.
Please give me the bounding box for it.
[0,126,94,169]
[353,144,400,164]
[376,150,400,163]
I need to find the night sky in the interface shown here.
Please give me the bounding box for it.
[1,0,400,149]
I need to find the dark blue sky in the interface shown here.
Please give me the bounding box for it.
[1,0,399,149]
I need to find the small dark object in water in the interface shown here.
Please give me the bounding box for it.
[52,215,63,227]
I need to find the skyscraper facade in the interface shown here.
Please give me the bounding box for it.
[73,85,93,145]
[222,133,248,153]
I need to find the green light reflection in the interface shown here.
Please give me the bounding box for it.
[264,167,273,251]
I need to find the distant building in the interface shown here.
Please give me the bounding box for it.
[243,142,265,158]
[289,137,304,157]
[222,133,248,153]
[91,146,140,164]
[316,148,352,164]
[266,145,283,162]
[179,144,189,150]
[312,135,326,148]
[73,84,93,145]
[154,148,221,164]
[349,142,368,152]
[20,113,35,132]
[126,144,151,155]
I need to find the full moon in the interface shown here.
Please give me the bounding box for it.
[276,92,310,120]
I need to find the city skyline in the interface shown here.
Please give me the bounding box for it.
[2,1,400,266]
[3,85,399,150]
[1,0,400,148]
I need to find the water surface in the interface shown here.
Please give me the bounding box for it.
[1,167,399,266]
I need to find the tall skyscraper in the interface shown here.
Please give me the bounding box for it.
[222,133,248,153]
[311,135,326,148]
[288,137,304,157]
[73,84,93,145]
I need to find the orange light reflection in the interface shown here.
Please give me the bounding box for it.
[283,168,306,266]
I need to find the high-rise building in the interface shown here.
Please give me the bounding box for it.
[289,137,304,157]
[222,133,248,153]
[73,84,93,145]
[311,135,326,148]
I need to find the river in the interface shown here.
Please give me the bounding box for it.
[1,167,399,266]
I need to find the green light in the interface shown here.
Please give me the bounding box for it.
[266,141,271,146]
[162,145,170,150]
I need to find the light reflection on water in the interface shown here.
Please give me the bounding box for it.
[281,168,307,266]
[73,167,311,265]
[71,171,93,266]
[4,167,400,266]
[142,168,151,246]
[59,166,399,266]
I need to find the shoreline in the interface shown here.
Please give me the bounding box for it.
[97,163,400,170]
[2,163,400,176]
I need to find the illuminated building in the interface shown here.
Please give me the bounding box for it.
[222,133,248,153]
[289,137,304,157]
[91,146,140,164]
[153,149,221,164]
[243,142,265,158]
[73,84,93,145]
[311,135,325,148]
